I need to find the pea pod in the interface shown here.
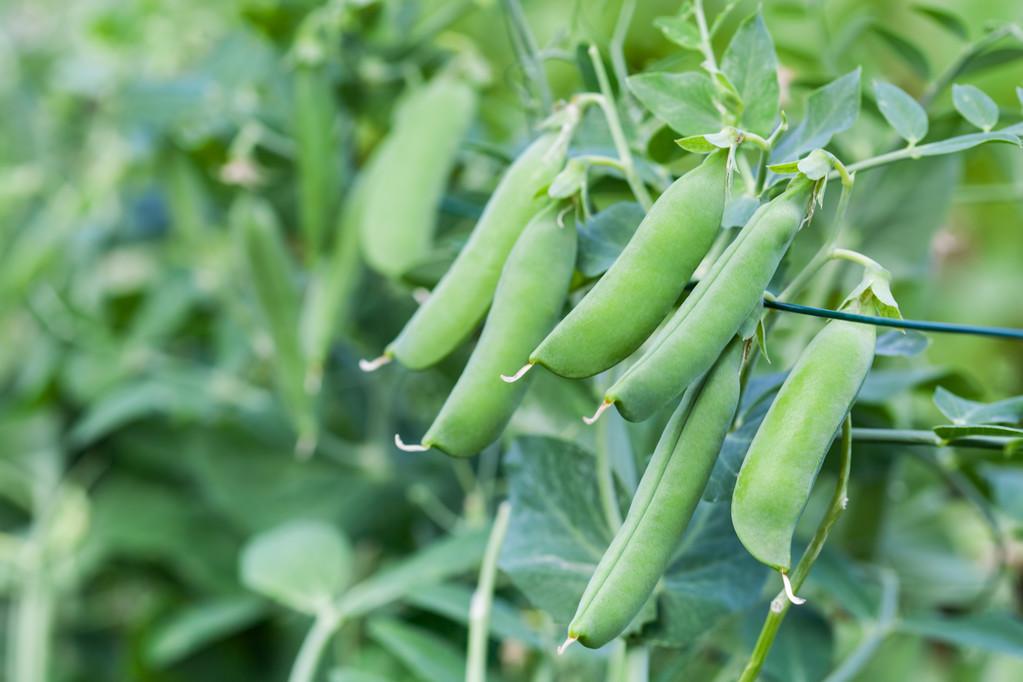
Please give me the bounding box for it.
[524,150,728,379]
[359,75,477,278]
[731,315,875,575]
[566,339,744,650]
[366,133,568,371]
[395,205,576,457]
[593,177,814,423]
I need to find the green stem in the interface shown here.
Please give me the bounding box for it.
[625,643,650,681]
[9,561,52,682]
[288,609,342,682]
[596,414,624,533]
[739,415,853,682]
[584,47,654,211]
[851,427,1015,451]
[610,0,638,113]
[466,502,512,682]
[501,0,552,112]
[692,0,719,73]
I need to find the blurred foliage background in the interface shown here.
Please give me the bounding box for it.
[0,0,1021,681]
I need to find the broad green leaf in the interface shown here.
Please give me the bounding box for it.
[933,386,1023,425]
[771,68,862,163]
[933,424,1023,441]
[702,418,761,503]
[898,612,1023,656]
[958,47,1023,80]
[875,330,929,357]
[873,81,928,144]
[145,596,266,668]
[339,528,489,617]
[858,367,956,405]
[628,71,722,137]
[870,25,930,78]
[367,618,465,682]
[952,84,999,131]
[978,466,1023,521]
[675,134,719,153]
[576,202,645,278]
[240,520,352,614]
[722,12,780,136]
[911,129,1020,153]
[654,14,701,51]
[751,606,834,682]
[406,583,547,648]
[911,4,968,39]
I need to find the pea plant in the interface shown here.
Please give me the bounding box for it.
[1,0,1023,681]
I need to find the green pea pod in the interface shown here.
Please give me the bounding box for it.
[396,205,576,457]
[232,195,317,455]
[567,339,744,650]
[527,150,728,379]
[359,75,477,278]
[368,133,568,371]
[293,64,340,256]
[732,316,875,574]
[597,177,814,423]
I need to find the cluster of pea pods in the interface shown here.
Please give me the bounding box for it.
[358,73,880,651]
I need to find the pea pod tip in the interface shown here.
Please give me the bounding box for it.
[582,400,612,425]
[359,354,392,372]
[500,363,534,383]
[394,434,430,452]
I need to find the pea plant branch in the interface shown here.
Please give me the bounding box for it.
[739,414,854,682]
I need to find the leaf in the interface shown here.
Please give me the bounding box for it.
[873,81,928,144]
[933,424,1023,441]
[576,202,645,278]
[675,134,720,153]
[405,583,547,648]
[771,68,862,163]
[145,596,266,668]
[952,84,999,131]
[857,367,956,405]
[978,465,1023,522]
[875,330,929,357]
[628,71,723,137]
[870,25,930,78]
[548,158,587,199]
[339,528,489,617]
[933,386,1023,425]
[898,612,1023,656]
[240,520,352,614]
[655,14,701,51]
[912,5,968,39]
[722,12,780,136]
[751,606,834,682]
[367,618,465,682]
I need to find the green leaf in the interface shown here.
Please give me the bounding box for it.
[911,4,968,39]
[547,158,587,199]
[339,528,489,617]
[654,14,701,51]
[873,81,928,144]
[858,367,957,405]
[978,465,1023,521]
[952,84,999,131]
[898,612,1023,656]
[753,606,835,682]
[722,12,780,137]
[367,618,465,682]
[406,583,547,648]
[876,330,929,357]
[576,202,645,278]
[145,596,266,668]
[240,520,352,614]
[628,71,722,136]
[870,25,930,78]
[933,424,1023,441]
[675,134,720,153]
[933,386,1023,425]
[771,68,862,163]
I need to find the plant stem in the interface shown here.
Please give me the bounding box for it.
[625,643,650,681]
[466,502,512,682]
[739,415,853,682]
[596,414,624,533]
[851,427,1014,451]
[692,0,719,73]
[584,47,653,211]
[8,560,53,682]
[500,0,552,113]
[288,609,342,682]
[610,0,638,112]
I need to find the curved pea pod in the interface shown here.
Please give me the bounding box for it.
[731,317,875,574]
[598,178,814,423]
[359,75,477,278]
[567,339,743,650]
[397,205,576,457]
[528,150,728,379]
[374,133,568,371]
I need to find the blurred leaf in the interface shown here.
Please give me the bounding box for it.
[655,14,701,51]
[875,330,929,357]
[952,84,999,131]
[873,81,928,144]
[870,25,930,78]
[722,12,780,137]
[933,424,1023,440]
[628,72,723,136]
[912,5,968,39]
[406,583,547,648]
[752,606,834,682]
[576,202,645,278]
[858,367,956,405]
[240,520,352,614]
[771,69,862,163]
[933,387,1023,425]
[145,596,266,668]
[898,612,1023,656]
[367,618,465,682]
